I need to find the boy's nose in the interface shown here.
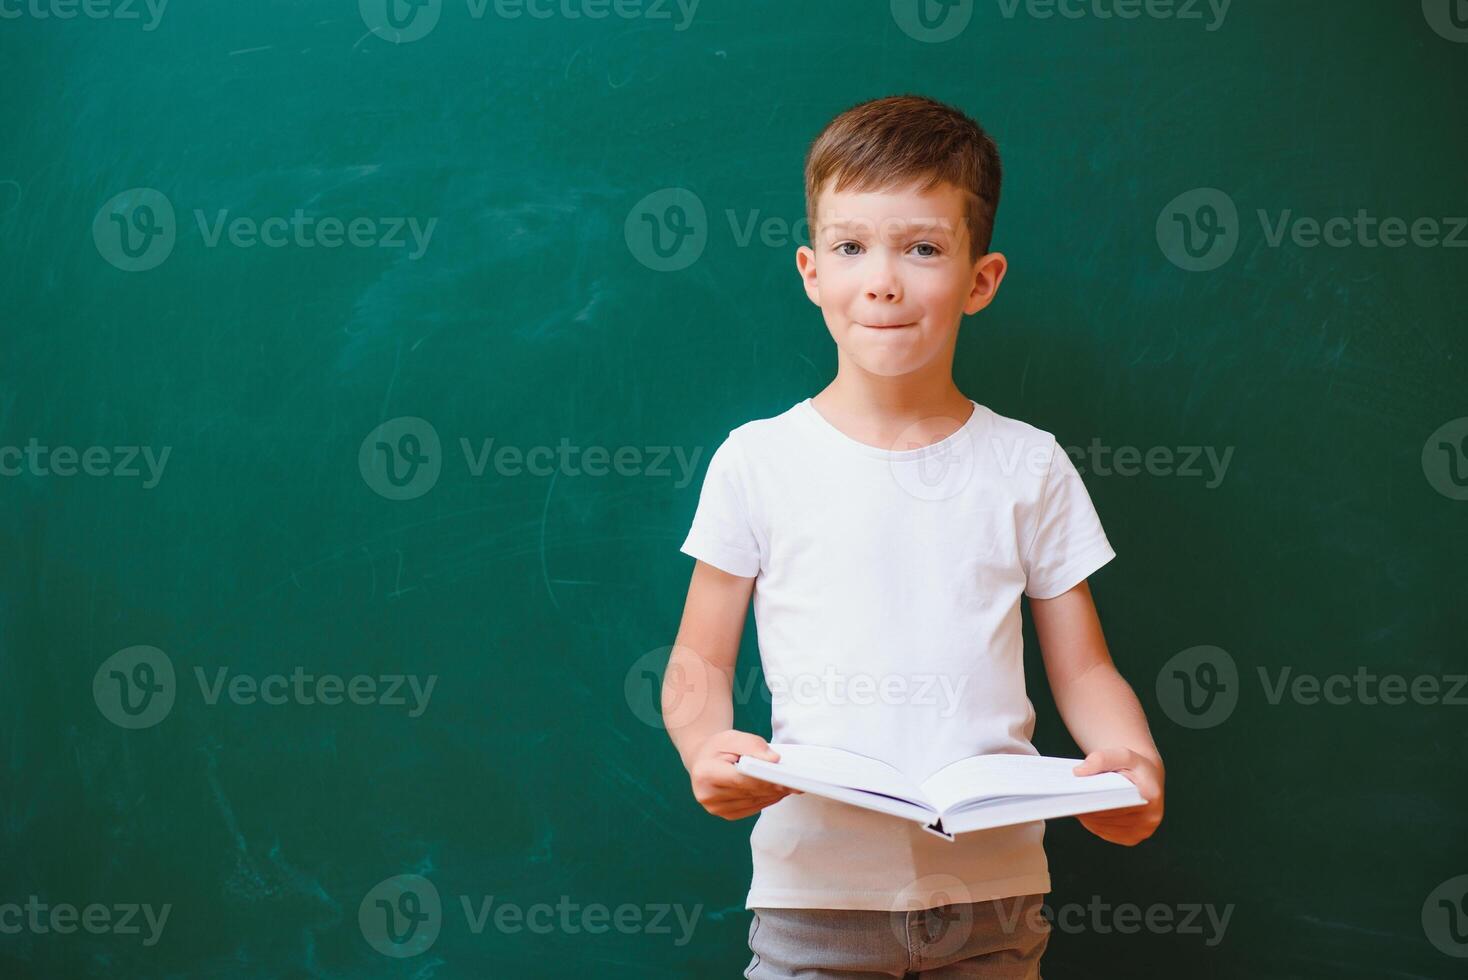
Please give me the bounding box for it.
[864,273,902,303]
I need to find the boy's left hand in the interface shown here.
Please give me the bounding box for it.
[1072,747,1164,846]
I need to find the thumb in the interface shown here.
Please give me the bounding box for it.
[727,731,780,763]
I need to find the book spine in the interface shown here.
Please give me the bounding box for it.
[920,819,955,842]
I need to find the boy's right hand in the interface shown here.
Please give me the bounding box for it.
[687,730,802,821]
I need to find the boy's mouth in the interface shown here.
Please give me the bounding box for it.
[860,321,916,330]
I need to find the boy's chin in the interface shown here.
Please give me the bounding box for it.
[842,351,931,377]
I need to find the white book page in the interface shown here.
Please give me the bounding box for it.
[918,753,1137,815]
[752,743,930,807]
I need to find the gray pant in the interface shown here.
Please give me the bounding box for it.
[745,893,1050,978]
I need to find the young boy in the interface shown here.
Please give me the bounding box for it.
[665,94,1165,978]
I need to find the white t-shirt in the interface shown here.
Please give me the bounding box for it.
[678,396,1116,912]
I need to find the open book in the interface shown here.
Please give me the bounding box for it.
[735,743,1145,841]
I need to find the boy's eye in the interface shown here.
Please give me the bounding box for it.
[833,242,943,257]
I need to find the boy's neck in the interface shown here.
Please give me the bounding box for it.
[811,360,974,451]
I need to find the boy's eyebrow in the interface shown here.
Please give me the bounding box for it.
[822,219,958,238]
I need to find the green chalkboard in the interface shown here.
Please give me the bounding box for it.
[1,1,1465,976]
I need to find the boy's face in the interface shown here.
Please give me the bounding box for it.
[796,179,1006,379]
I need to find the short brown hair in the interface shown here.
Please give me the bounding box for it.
[804,94,1002,262]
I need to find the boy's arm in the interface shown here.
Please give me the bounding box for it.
[664,559,749,766]
[1031,580,1164,846]
[664,560,798,820]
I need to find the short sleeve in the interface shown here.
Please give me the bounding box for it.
[1022,440,1115,599]
[679,432,761,578]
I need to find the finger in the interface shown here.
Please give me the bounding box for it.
[1073,747,1131,775]
[720,772,793,796]
[701,761,787,794]
[1086,809,1139,827]
[723,799,781,820]
[1078,814,1155,839]
[705,775,797,803]
[1086,802,1150,818]
[1077,816,1134,844]
[1073,747,1136,776]
[1077,812,1135,831]
[720,732,779,763]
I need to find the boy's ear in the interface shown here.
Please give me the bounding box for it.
[965,251,1008,315]
[795,245,822,306]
